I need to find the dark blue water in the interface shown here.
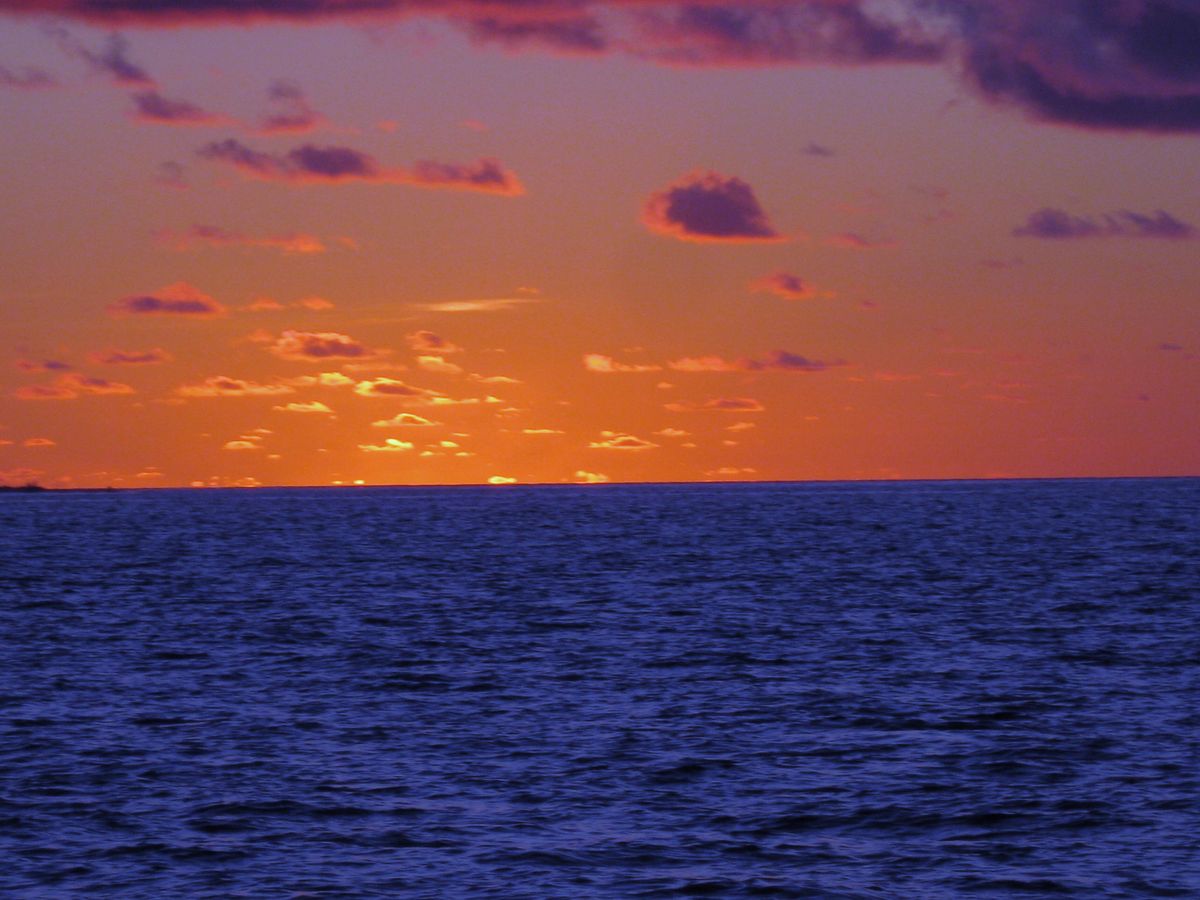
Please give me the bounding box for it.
[1,480,1197,897]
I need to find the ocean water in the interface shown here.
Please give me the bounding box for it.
[1,479,1197,898]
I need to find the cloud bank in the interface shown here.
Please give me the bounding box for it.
[10,2,1200,132]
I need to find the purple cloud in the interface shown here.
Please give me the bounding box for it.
[260,79,322,133]
[12,2,1200,133]
[1014,208,1196,240]
[642,170,783,243]
[0,63,57,89]
[107,282,225,317]
[132,90,224,125]
[197,138,525,193]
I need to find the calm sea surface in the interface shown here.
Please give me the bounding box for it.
[1,479,1197,898]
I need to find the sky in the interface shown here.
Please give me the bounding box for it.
[1,0,1197,488]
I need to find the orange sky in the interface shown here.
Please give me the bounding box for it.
[1,4,1198,487]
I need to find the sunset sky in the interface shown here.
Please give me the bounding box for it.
[1,0,1197,487]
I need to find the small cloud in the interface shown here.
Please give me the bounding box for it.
[107,282,225,317]
[487,475,517,485]
[574,470,610,484]
[665,397,765,413]
[15,359,72,372]
[416,297,541,313]
[1158,342,1184,352]
[668,351,842,373]
[372,413,439,427]
[23,437,57,448]
[287,371,355,388]
[269,330,380,361]
[88,348,171,365]
[802,142,835,157]
[588,430,658,451]
[654,427,690,438]
[160,224,327,255]
[726,421,757,432]
[705,466,758,478]
[197,138,524,194]
[641,170,784,243]
[0,64,58,90]
[359,438,414,453]
[57,373,135,395]
[156,161,188,190]
[222,440,260,451]
[406,330,461,353]
[13,383,77,401]
[825,232,896,250]
[522,427,564,435]
[132,91,226,126]
[470,373,521,384]
[178,376,294,397]
[259,79,323,134]
[273,401,334,414]
[298,295,335,310]
[55,30,153,86]
[1013,208,1196,240]
[583,353,661,373]
[417,355,464,375]
[980,257,1024,270]
[749,271,828,301]
[354,377,436,399]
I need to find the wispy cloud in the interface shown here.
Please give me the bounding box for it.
[197,138,524,194]
[588,430,658,451]
[1013,207,1196,240]
[177,376,294,397]
[159,224,328,254]
[416,297,542,313]
[268,330,381,361]
[665,397,766,413]
[88,348,171,365]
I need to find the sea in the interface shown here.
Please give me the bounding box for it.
[0,479,1197,898]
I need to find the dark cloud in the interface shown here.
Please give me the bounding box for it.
[156,160,188,190]
[88,348,171,365]
[52,29,153,85]
[801,142,835,157]
[197,138,524,193]
[269,330,379,360]
[12,2,1200,132]
[0,63,57,89]
[177,376,294,397]
[15,358,71,372]
[749,271,822,300]
[669,350,843,372]
[1013,207,1196,239]
[132,90,223,125]
[642,170,783,243]
[107,282,225,317]
[406,330,462,354]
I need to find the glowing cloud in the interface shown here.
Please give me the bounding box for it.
[417,355,465,375]
[641,170,784,243]
[669,351,843,373]
[406,330,462,354]
[583,353,662,373]
[222,440,260,450]
[273,401,334,414]
[359,438,414,453]
[353,377,435,398]
[177,376,294,397]
[107,282,225,317]
[372,413,439,427]
[588,430,659,450]
[487,475,517,484]
[575,470,610,483]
